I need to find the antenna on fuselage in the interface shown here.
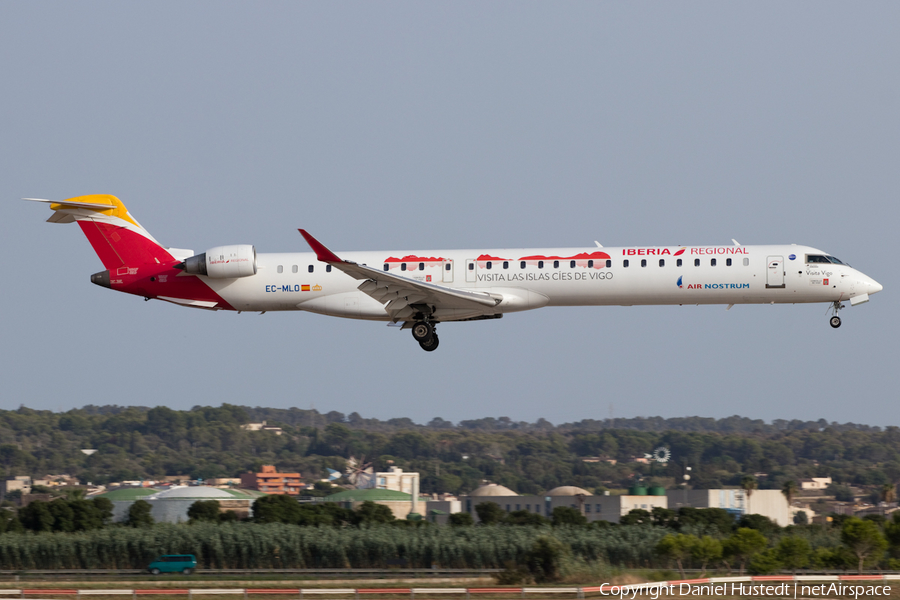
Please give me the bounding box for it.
[594,241,603,248]
[732,239,741,246]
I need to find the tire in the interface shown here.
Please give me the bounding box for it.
[182,568,193,575]
[419,334,439,352]
[830,316,841,328]
[411,322,433,342]
[150,568,160,575]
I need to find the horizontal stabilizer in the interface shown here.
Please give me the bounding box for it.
[24,197,115,209]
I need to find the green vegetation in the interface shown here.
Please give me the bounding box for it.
[2,404,900,575]
[0,507,897,575]
[1,405,898,498]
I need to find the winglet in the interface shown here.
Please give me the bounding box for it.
[298,229,343,263]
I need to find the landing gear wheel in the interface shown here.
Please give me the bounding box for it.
[419,334,439,352]
[830,316,842,328]
[411,321,434,343]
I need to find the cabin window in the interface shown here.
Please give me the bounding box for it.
[308,265,314,273]
[641,259,647,267]
[677,259,682,267]
[384,264,389,271]
[570,260,576,268]
[623,260,629,268]
[554,260,560,268]
[419,262,424,271]
[486,261,492,270]
[520,261,526,269]
[445,263,451,271]
[292,265,298,273]
[326,265,332,272]
[538,261,544,269]
[726,258,732,266]
[468,263,474,270]
[401,263,407,271]
[711,259,717,267]
[588,260,593,268]
[503,261,509,269]
[694,259,700,267]
[659,259,665,267]
[743,258,749,266]
[277,265,283,274]
[606,260,612,268]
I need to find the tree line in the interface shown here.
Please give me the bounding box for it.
[2,498,900,580]
[1,404,899,496]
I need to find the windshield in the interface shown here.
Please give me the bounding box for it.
[808,254,850,267]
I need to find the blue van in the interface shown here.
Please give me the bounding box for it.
[147,554,197,575]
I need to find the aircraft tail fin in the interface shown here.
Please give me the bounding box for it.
[25,195,175,269]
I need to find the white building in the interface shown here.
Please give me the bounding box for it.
[374,466,420,496]
[460,484,668,524]
[667,488,791,526]
[800,477,832,490]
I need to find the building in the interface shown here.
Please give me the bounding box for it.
[208,478,241,487]
[240,465,302,495]
[100,485,267,523]
[800,477,832,490]
[460,484,668,524]
[2,476,32,496]
[666,488,791,526]
[97,486,157,522]
[142,486,261,522]
[423,494,462,525]
[374,466,420,495]
[325,488,421,520]
[241,421,283,435]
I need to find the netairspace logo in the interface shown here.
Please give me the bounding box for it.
[594,582,892,600]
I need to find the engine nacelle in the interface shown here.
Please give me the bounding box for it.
[183,245,257,278]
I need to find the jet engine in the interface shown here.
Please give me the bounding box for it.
[181,245,257,278]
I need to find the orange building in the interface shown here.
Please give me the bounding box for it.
[240,465,302,495]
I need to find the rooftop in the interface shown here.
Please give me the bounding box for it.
[325,488,413,502]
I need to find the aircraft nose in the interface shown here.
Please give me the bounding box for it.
[861,274,883,294]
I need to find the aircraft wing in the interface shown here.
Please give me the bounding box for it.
[299,229,500,321]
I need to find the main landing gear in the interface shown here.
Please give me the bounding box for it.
[411,320,439,352]
[829,301,844,329]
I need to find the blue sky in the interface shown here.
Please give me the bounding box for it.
[2,2,897,425]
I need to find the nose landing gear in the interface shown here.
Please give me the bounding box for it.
[829,301,844,328]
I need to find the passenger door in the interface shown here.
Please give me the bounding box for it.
[443,259,453,283]
[766,255,785,288]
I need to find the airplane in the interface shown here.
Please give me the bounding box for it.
[27,194,883,352]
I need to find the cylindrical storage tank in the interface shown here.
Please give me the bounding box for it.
[649,486,666,496]
[629,486,647,496]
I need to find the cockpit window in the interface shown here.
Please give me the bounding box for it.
[807,254,849,266]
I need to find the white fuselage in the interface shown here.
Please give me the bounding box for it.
[201,244,881,321]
